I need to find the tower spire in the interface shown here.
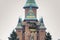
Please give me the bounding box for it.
[15,18,22,30]
[39,17,46,30]
[23,0,38,9]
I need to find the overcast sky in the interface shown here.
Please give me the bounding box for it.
[0,0,60,40]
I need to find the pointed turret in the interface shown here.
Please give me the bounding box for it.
[39,17,46,40]
[23,0,38,9]
[16,18,22,30]
[39,17,46,30]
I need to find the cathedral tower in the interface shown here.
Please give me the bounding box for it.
[15,0,46,40]
[23,0,38,18]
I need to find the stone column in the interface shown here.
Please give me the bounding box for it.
[34,32,37,40]
[25,24,30,40]
[39,30,46,40]
[16,30,22,40]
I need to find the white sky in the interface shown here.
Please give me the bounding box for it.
[0,0,60,40]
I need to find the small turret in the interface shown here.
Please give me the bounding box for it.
[39,17,46,30]
[15,18,22,30]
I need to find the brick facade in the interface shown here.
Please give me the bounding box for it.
[16,0,46,40]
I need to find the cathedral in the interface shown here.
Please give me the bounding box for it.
[15,0,46,40]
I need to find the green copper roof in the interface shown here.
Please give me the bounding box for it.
[23,0,38,8]
[16,23,22,30]
[24,18,37,20]
[18,18,22,23]
[15,18,22,30]
[25,7,36,19]
[39,23,46,29]
[39,17,46,30]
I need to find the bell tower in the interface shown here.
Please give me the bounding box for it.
[23,0,38,18]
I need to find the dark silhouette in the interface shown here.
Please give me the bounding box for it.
[8,30,19,40]
[45,32,52,40]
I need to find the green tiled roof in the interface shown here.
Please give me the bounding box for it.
[39,17,46,30]
[18,18,22,23]
[16,23,22,30]
[39,23,46,29]
[24,18,37,20]
[23,0,38,8]
[15,18,22,30]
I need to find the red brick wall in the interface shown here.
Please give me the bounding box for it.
[25,24,30,40]
[25,8,37,17]
[39,30,46,40]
